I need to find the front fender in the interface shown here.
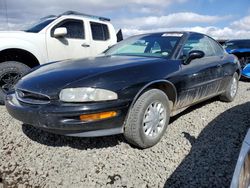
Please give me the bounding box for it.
[130,80,177,107]
[0,38,47,64]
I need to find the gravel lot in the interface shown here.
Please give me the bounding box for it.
[1,82,250,187]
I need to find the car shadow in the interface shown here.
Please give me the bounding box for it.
[164,102,250,188]
[240,79,250,83]
[170,97,218,124]
[22,124,126,150]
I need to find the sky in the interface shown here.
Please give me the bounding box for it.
[0,0,250,39]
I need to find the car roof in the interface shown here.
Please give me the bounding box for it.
[41,10,111,22]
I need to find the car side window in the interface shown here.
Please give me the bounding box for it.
[182,34,216,57]
[208,38,225,56]
[53,19,85,39]
[90,22,110,41]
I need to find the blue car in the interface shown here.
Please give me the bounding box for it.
[224,40,250,79]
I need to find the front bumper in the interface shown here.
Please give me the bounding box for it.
[5,93,130,137]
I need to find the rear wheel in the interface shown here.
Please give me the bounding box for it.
[124,89,170,148]
[0,61,31,104]
[220,72,239,102]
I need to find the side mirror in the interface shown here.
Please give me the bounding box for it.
[183,50,205,65]
[53,27,67,38]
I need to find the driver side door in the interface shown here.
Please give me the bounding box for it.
[46,19,91,62]
[175,34,224,108]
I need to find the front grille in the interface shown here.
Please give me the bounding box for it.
[16,89,50,105]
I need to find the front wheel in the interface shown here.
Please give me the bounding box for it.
[0,61,31,104]
[220,72,239,102]
[124,89,170,148]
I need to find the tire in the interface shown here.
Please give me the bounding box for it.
[124,89,170,148]
[0,61,31,104]
[220,72,239,102]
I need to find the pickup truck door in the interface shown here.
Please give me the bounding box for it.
[89,21,115,56]
[174,34,224,109]
[46,18,91,62]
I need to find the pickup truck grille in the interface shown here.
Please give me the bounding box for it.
[16,89,50,105]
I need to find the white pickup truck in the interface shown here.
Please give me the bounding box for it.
[0,11,120,103]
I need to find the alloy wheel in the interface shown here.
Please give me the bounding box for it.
[230,76,237,98]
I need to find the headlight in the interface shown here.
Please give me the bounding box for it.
[59,87,118,102]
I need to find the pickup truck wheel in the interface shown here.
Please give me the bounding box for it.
[124,89,170,148]
[220,72,239,102]
[0,61,31,104]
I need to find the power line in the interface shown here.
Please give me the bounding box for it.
[3,0,9,30]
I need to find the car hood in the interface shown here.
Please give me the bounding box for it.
[0,31,42,41]
[16,55,167,97]
[0,31,25,36]
[0,30,34,36]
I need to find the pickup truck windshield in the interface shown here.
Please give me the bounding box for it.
[105,34,181,58]
[25,18,56,33]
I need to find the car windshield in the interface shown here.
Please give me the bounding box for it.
[25,18,56,33]
[105,33,182,58]
[224,40,250,50]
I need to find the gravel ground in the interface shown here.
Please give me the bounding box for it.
[1,82,250,188]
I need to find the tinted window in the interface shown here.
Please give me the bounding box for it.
[182,34,215,57]
[90,22,110,41]
[26,18,55,33]
[105,34,181,58]
[53,19,85,39]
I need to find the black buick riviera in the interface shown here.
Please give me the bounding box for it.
[6,32,241,148]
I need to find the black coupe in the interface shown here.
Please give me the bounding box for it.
[5,32,241,148]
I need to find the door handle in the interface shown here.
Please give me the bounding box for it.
[81,43,90,47]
